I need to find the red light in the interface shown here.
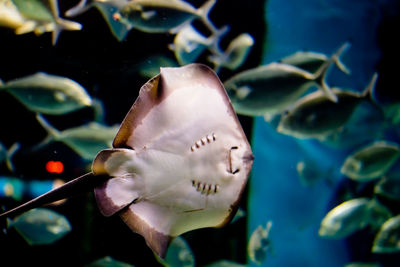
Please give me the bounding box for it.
[46,161,64,174]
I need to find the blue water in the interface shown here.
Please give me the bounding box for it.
[248,0,392,266]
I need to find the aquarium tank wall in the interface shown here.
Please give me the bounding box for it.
[0,0,399,266]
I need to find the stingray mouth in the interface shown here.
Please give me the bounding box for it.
[227,146,241,174]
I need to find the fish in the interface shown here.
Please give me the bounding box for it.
[113,0,216,34]
[296,159,333,187]
[366,199,392,231]
[247,221,273,265]
[340,141,400,182]
[374,173,400,201]
[7,208,71,245]
[0,0,27,30]
[0,72,92,115]
[86,256,134,267]
[208,33,254,71]
[65,0,131,41]
[319,198,391,239]
[372,214,400,253]
[0,142,19,172]
[319,198,370,239]
[277,73,378,139]
[319,101,385,149]
[4,0,82,44]
[156,236,195,267]
[0,64,254,258]
[279,43,351,75]
[169,24,229,66]
[36,114,118,161]
[223,43,349,120]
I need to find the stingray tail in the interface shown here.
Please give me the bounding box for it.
[313,42,351,103]
[0,172,106,218]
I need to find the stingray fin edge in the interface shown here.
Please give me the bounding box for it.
[119,206,172,258]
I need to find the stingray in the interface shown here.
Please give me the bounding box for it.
[0,64,254,258]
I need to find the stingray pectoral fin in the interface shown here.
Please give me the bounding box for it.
[92,148,142,217]
[119,202,173,258]
[94,176,140,217]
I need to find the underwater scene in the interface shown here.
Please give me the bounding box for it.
[0,0,400,266]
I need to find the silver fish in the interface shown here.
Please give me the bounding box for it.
[296,159,333,187]
[0,64,253,258]
[224,43,349,120]
[319,101,385,149]
[113,0,216,34]
[0,72,92,115]
[319,198,370,239]
[340,141,400,182]
[247,221,273,265]
[0,0,27,30]
[7,0,82,44]
[7,208,71,245]
[169,23,228,66]
[374,173,400,201]
[277,73,378,139]
[36,114,118,161]
[209,33,254,71]
[372,214,400,253]
[65,0,130,41]
[280,43,351,75]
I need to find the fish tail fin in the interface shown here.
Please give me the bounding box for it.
[363,72,379,100]
[65,0,91,17]
[197,0,217,32]
[53,18,82,45]
[5,143,20,173]
[0,172,104,218]
[49,0,82,45]
[312,61,337,103]
[36,114,61,139]
[333,41,351,75]
[313,42,351,103]
[207,25,230,71]
[34,114,61,150]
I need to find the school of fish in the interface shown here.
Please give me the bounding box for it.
[1,1,400,267]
